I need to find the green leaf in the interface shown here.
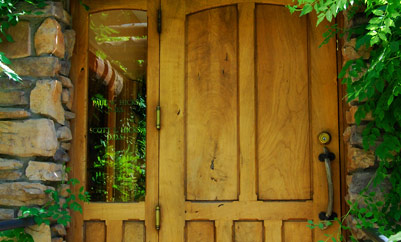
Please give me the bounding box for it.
[0,52,11,65]
[300,4,313,16]
[389,232,401,242]
[339,60,353,79]
[325,9,332,22]
[370,35,380,45]
[372,9,384,16]
[316,13,325,26]
[385,18,395,27]
[378,32,387,41]
[388,95,394,106]
[79,0,90,11]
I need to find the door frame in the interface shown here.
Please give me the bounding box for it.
[69,0,160,241]
[68,0,347,241]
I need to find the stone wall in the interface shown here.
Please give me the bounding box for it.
[342,9,388,240]
[0,1,75,241]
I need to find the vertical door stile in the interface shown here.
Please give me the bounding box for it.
[106,220,123,242]
[264,220,283,242]
[215,220,233,242]
[69,0,89,241]
[146,0,161,241]
[238,2,257,202]
[309,12,340,240]
[159,0,186,241]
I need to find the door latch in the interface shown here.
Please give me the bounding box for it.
[318,132,337,222]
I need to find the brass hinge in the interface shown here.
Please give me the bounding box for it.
[157,9,161,34]
[156,106,161,130]
[336,39,339,51]
[155,205,161,230]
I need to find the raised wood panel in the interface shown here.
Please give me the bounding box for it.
[256,4,311,200]
[123,221,145,242]
[186,221,215,242]
[186,6,239,201]
[84,221,105,242]
[234,221,263,242]
[264,220,282,242]
[283,221,312,242]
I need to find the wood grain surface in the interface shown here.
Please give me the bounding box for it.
[256,4,311,200]
[186,5,238,201]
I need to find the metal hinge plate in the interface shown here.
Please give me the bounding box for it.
[156,106,161,130]
[155,205,160,230]
[157,9,161,34]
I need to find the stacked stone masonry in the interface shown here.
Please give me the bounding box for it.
[342,9,390,240]
[0,1,75,241]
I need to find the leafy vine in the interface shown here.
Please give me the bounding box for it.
[0,176,89,242]
[289,0,401,240]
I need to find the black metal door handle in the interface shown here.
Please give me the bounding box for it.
[318,146,337,220]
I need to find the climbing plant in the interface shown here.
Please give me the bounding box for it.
[0,176,90,242]
[289,0,401,240]
[0,0,46,81]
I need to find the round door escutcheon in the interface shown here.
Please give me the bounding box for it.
[318,132,331,145]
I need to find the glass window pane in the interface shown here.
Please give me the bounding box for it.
[87,10,147,202]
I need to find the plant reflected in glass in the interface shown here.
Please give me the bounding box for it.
[87,10,147,202]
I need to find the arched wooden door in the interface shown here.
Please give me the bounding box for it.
[71,0,340,241]
[159,0,340,241]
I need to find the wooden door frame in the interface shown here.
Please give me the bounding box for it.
[68,0,160,241]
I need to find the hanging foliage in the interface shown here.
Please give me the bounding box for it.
[289,0,401,240]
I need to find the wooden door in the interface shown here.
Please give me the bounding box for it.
[159,1,340,241]
[70,0,159,241]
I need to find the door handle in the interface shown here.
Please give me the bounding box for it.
[318,132,337,221]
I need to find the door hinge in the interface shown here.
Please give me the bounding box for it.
[336,39,339,51]
[155,205,161,230]
[157,9,161,34]
[156,106,161,130]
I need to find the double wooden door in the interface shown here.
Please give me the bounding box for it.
[71,0,340,241]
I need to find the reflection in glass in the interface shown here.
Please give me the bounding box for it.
[87,10,147,202]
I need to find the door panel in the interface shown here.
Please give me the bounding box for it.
[283,221,313,241]
[84,221,106,242]
[256,5,310,200]
[234,222,263,242]
[160,1,340,242]
[123,221,146,242]
[186,221,215,242]
[186,6,238,201]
